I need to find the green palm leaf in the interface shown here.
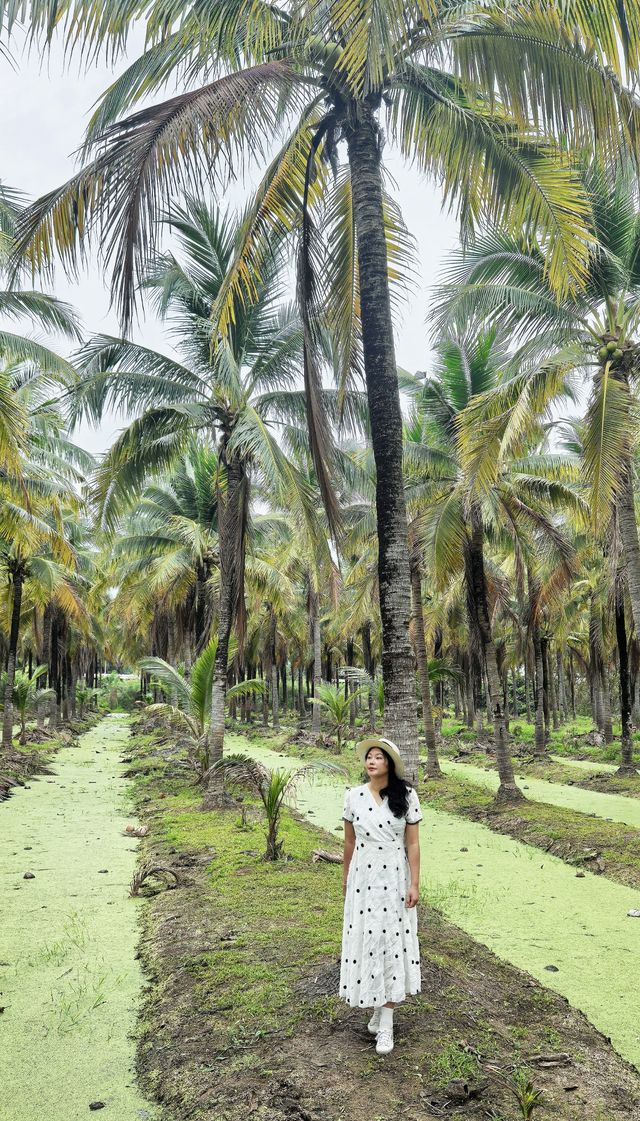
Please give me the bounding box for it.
[138,656,192,711]
[582,362,634,531]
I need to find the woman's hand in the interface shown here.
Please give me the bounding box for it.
[405,884,419,908]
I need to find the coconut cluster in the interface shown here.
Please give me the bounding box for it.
[597,336,638,371]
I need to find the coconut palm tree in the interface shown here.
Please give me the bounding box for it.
[0,365,92,749]
[9,0,637,773]
[106,442,221,666]
[70,199,357,802]
[433,164,640,646]
[407,330,585,800]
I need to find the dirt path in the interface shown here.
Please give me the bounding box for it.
[242,739,640,1071]
[0,715,157,1121]
[442,758,640,826]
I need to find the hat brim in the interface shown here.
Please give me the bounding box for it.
[355,736,406,779]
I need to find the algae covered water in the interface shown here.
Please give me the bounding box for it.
[243,741,640,1070]
[441,758,640,827]
[0,716,155,1121]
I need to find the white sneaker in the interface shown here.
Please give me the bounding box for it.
[367,1009,381,1035]
[375,1027,394,1055]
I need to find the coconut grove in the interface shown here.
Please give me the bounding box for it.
[3,2,640,1119]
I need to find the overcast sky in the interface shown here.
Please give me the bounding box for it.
[0,33,460,454]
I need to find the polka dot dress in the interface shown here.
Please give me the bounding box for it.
[339,784,423,1009]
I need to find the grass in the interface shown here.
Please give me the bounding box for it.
[439,713,640,764]
[135,745,345,1045]
[427,1039,482,1088]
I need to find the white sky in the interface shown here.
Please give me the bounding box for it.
[0,33,460,454]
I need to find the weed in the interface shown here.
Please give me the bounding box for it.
[541,1025,563,1048]
[427,1040,480,1088]
[510,1069,544,1119]
[309,995,342,1024]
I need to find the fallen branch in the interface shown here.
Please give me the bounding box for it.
[526,1053,572,1067]
[312,849,343,864]
[130,864,183,896]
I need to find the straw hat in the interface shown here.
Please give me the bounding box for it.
[355,736,406,779]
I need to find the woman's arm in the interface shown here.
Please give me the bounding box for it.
[404,823,420,907]
[343,821,355,895]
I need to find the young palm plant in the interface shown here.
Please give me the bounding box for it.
[310,681,368,753]
[206,754,344,861]
[6,665,54,744]
[140,638,266,776]
[75,682,97,719]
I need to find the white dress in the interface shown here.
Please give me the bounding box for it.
[339,783,422,1008]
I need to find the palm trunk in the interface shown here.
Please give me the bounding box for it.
[615,579,637,775]
[592,669,604,733]
[202,453,246,810]
[410,562,440,777]
[69,657,78,719]
[589,594,605,734]
[346,107,419,783]
[618,461,640,638]
[346,638,356,730]
[49,613,59,729]
[38,604,51,728]
[532,624,546,757]
[547,641,559,730]
[311,594,322,738]
[362,621,376,730]
[556,650,567,722]
[600,663,613,743]
[2,569,24,750]
[465,653,475,728]
[466,509,521,800]
[298,663,305,719]
[270,610,279,731]
[541,636,551,744]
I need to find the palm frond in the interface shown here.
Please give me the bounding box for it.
[582,362,633,530]
[389,65,592,295]
[138,655,192,710]
[91,405,199,530]
[190,636,218,731]
[14,62,308,328]
[0,290,82,338]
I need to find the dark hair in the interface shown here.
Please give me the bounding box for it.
[365,747,412,818]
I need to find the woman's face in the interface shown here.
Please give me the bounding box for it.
[365,747,389,779]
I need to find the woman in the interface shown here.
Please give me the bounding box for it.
[339,736,422,1055]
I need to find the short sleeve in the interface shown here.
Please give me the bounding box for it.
[342,788,355,823]
[405,787,423,825]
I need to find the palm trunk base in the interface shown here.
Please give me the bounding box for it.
[201,783,237,811]
[424,758,443,779]
[494,781,525,805]
[201,756,236,812]
[616,763,639,778]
